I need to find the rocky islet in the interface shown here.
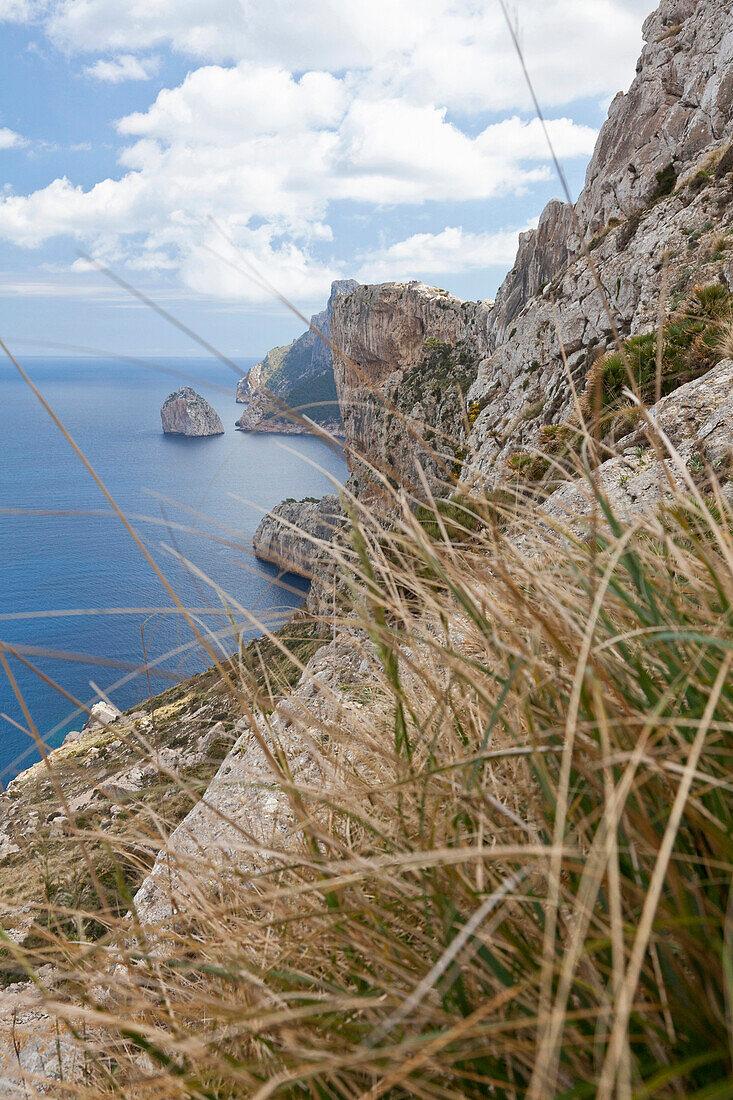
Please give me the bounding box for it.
[161,386,225,437]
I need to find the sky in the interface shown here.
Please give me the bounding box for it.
[0,0,655,358]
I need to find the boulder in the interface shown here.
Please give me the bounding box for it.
[80,700,121,738]
[0,832,20,861]
[197,722,228,757]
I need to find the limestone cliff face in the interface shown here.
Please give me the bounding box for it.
[462,0,733,490]
[253,495,345,579]
[576,0,733,234]
[331,282,492,494]
[161,387,224,437]
[491,200,578,336]
[330,0,733,495]
[235,349,282,404]
[236,279,357,434]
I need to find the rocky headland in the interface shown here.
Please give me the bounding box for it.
[253,494,346,579]
[236,278,357,436]
[161,386,225,436]
[2,0,733,1089]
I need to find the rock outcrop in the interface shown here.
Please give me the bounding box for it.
[538,358,733,532]
[134,637,371,926]
[575,0,733,235]
[331,282,492,495]
[62,700,121,745]
[161,387,225,437]
[253,495,346,579]
[237,279,358,435]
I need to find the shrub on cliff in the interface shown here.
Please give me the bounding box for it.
[587,282,732,415]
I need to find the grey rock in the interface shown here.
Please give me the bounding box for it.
[457,0,733,493]
[538,358,733,535]
[0,985,83,1093]
[79,700,121,738]
[197,722,227,757]
[133,639,369,926]
[67,788,103,815]
[576,0,733,234]
[0,832,20,861]
[161,386,225,437]
[331,281,493,497]
[253,495,346,579]
[492,200,578,336]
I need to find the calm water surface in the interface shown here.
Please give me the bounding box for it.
[0,357,347,781]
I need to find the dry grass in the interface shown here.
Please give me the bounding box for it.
[718,318,733,362]
[1,420,732,1096]
[1,85,732,1085]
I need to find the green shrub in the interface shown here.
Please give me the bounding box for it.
[506,450,550,482]
[689,168,712,192]
[586,282,732,418]
[651,161,677,201]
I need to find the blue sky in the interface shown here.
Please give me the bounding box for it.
[0,0,654,357]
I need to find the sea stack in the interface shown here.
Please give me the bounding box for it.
[161,387,225,437]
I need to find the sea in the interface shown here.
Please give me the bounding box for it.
[0,356,348,784]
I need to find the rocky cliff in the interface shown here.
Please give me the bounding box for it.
[161,387,225,437]
[151,0,733,933]
[575,0,733,235]
[330,0,732,498]
[253,495,346,579]
[4,1,733,1086]
[236,279,358,435]
[331,282,492,495]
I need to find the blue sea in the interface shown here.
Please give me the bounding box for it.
[0,356,347,783]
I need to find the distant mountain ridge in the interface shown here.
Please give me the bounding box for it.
[236,279,358,434]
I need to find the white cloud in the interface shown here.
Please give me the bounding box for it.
[0,127,28,149]
[180,227,344,305]
[118,65,348,143]
[0,0,651,302]
[357,224,537,283]
[0,0,36,21]
[85,53,160,82]
[0,62,597,300]
[38,0,652,112]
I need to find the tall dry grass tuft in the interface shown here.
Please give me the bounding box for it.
[718,318,733,363]
[4,417,732,1097]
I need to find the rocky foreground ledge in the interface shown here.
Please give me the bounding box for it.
[161,386,225,437]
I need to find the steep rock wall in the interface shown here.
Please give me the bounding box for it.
[331,282,492,494]
[576,0,733,234]
[329,0,733,495]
